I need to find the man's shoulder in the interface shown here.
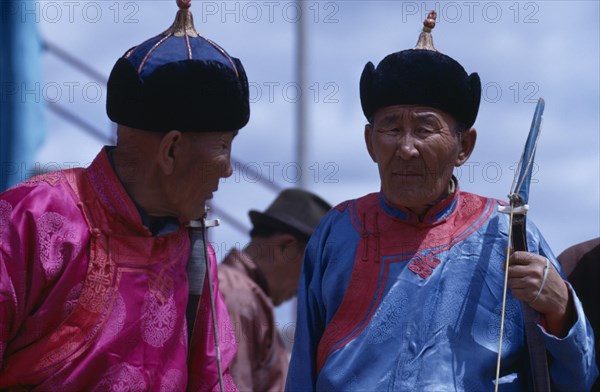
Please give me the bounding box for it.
[218,262,252,286]
[2,169,83,198]
[0,170,89,271]
[309,193,379,242]
[332,192,379,214]
[218,263,272,319]
[458,190,502,204]
[558,237,600,276]
[218,262,265,299]
[318,193,378,227]
[559,238,600,261]
[455,190,507,219]
[1,169,84,216]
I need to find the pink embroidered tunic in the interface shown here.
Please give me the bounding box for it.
[0,148,237,391]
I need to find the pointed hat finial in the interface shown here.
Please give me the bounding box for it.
[166,0,199,37]
[414,10,438,52]
[177,0,191,9]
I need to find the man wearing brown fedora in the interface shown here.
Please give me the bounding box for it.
[218,188,331,392]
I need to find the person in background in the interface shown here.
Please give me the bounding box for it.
[0,0,249,390]
[285,11,597,391]
[558,237,600,391]
[219,188,331,392]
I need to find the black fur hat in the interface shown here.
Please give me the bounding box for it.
[360,11,481,128]
[106,0,249,133]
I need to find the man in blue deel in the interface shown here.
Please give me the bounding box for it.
[285,11,597,391]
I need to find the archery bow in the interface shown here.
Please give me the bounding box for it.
[495,98,550,391]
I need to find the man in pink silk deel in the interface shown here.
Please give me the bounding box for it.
[0,1,249,390]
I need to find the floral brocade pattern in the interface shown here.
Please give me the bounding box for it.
[37,212,79,280]
[92,363,147,392]
[22,172,63,188]
[62,283,84,319]
[39,342,80,369]
[160,369,184,392]
[99,294,127,345]
[0,200,12,249]
[0,200,11,231]
[79,244,114,313]
[367,286,409,345]
[459,196,483,218]
[223,373,238,392]
[141,292,177,348]
[487,300,520,347]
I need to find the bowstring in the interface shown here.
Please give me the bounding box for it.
[495,136,531,390]
[495,201,516,391]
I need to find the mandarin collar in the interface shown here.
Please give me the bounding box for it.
[379,178,460,226]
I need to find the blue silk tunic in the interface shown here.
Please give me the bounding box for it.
[286,188,597,391]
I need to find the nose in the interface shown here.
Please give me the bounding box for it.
[396,134,420,160]
[223,158,234,178]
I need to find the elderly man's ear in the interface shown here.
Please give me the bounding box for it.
[364,124,377,163]
[455,127,477,167]
[157,130,184,175]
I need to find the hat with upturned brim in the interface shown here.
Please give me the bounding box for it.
[360,11,481,128]
[106,0,249,133]
[249,189,332,242]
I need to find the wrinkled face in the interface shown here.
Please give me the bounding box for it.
[169,131,237,221]
[365,105,475,214]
